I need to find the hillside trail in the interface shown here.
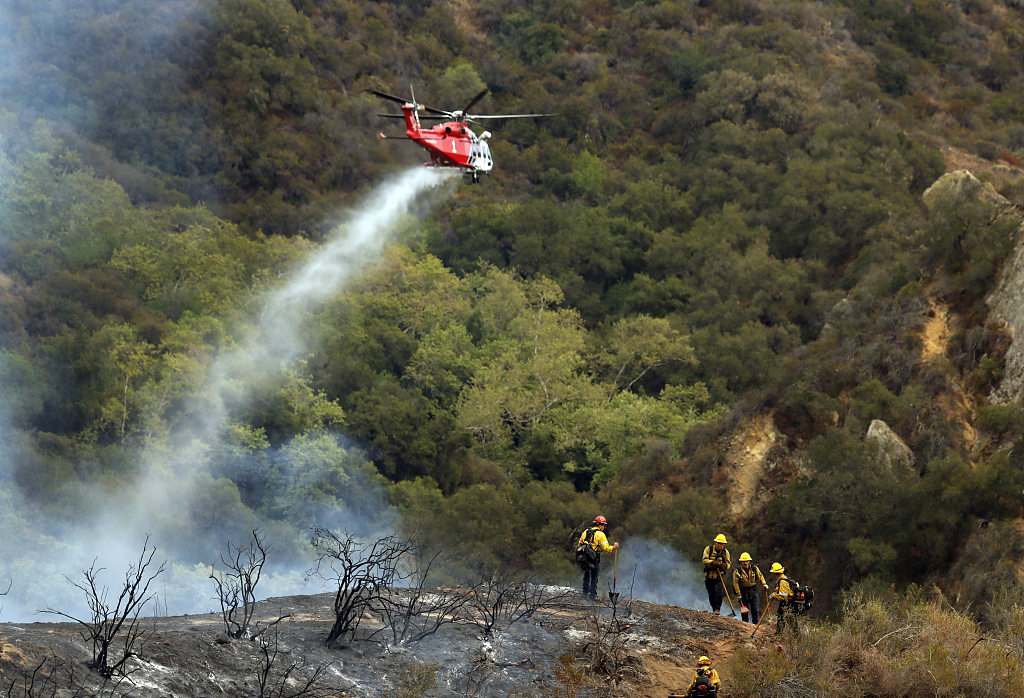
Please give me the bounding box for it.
[921,296,979,452]
[641,610,766,698]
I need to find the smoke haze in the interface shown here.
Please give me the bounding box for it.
[200,165,461,443]
[613,539,708,610]
[0,167,460,622]
[0,0,471,623]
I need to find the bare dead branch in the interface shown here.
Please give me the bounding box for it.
[872,624,917,646]
[5,654,68,698]
[571,597,643,685]
[462,569,571,636]
[370,551,473,646]
[5,654,97,698]
[41,535,165,679]
[252,624,345,698]
[210,529,271,640]
[250,613,294,641]
[306,528,417,648]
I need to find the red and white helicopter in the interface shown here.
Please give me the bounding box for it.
[368,88,553,182]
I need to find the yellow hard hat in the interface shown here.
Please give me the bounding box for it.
[770,562,785,574]
[697,656,711,666]
[714,534,727,544]
[739,552,752,562]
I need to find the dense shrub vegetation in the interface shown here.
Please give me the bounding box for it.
[0,0,1023,619]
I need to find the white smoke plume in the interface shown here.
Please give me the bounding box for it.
[200,165,461,442]
[0,0,463,624]
[0,167,460,622]
[615,538,708,610]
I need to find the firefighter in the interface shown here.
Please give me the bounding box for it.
[769,562,798,635]
[733,552,768,624]
[679,655,720,698]
[578,515,618,599]
[701,534,730,614]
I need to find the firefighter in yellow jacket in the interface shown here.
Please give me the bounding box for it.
[679,655,720,698]
[733,552,768,624]
[769,562,798,635]
[701,534,730,614]
[578,515,618,599]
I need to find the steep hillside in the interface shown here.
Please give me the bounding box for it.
[1,0,1024,639]
[713,166,1024,613]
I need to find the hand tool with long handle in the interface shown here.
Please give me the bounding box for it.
[718,570,737,617]
[751,597,773,638]
[609,548,619,603]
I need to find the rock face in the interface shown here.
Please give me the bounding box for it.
[865,419,915,472]
[986,209,1024,405]
[922,169,1010,209]
[924,170,1024,405]
[723,413,784,517]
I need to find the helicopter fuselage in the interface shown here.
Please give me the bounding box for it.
[396,103,492,179]
[370,87,552,181]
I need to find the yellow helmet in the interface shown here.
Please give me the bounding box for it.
[697,656,711,666]
[770,562,785,574]
[739,552,752,562]
[714,534,727,544]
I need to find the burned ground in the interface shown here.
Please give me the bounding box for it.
[0,590,764,697]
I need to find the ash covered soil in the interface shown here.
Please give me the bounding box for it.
[0,590,763,697]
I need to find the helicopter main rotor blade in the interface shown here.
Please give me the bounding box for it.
[377,113,449,120]
[420,104,453,117]
[460,89,489,116]
[467,113,559,120]
[365,89,415,106]
[369,86,554,125]
[367,88,453,118]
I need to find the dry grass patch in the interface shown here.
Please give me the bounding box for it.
[726,589,1024,697]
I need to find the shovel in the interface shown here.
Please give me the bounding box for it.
[608,548,619,603]
[718,571,737,617]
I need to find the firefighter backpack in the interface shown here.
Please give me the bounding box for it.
[786,576,814,613]
[575,527,599,570]
[693,668,717,698]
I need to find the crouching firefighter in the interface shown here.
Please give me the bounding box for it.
[672,655,720,698]
[577,515,618,599]
[733,552,768,624]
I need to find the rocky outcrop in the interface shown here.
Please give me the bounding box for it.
[924,170,1024,405]
[865,419,915,473]
[985,206,1024,405]
[922,169,1012,210]
[723,413,784,516]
